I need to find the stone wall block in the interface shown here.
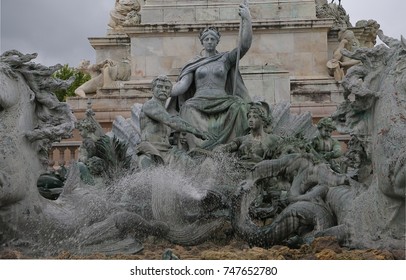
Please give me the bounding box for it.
[132,55,146,77]
[164,7,196,23]
[163,36,197,57]
[141,8,164,24]
[145,55,176,77]
[275,76,291,102]
[219,7,239,21]
[131,37,164,56]
[196,7,220,22]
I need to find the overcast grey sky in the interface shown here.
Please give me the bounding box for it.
[1,0,405,67]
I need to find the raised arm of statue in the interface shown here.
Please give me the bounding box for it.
[166,2,252,149]
[170,2,252,99]
[229,3,253,62]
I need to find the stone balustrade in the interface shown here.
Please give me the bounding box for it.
[48,141,81,169]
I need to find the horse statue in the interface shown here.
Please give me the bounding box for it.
[332,31,405,248]
[230,31,405,250]
[0,51,168,255]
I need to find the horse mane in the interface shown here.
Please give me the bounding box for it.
[0,50,76,165]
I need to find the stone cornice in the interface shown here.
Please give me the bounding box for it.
[110,18,334,36]
[88,34,130,48]
[143,0,314,8]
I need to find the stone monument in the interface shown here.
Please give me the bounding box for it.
[64,2,308,129]
[67,0,379,141]
[1,1,404,259]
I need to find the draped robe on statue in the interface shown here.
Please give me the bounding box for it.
[167,52,252,149]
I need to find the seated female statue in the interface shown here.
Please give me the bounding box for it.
[215,102,282,169]
[168,3,252,150]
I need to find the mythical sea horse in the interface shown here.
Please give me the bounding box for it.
[0,51,168,255]
[230,31,406,250]
[330,31,406,249]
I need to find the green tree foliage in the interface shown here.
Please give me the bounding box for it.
[52,64,91,101]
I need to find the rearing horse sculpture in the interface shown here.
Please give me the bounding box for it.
[230,32,405,250]
[333,31,406,248]
[0,51,168,255]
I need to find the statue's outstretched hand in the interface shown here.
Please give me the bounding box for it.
[238,2,250,20]
[195,130,215,141]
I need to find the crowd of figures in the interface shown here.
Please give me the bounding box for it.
[0,2,404,256]
[78,3,404,249]
[101,76,357,248]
